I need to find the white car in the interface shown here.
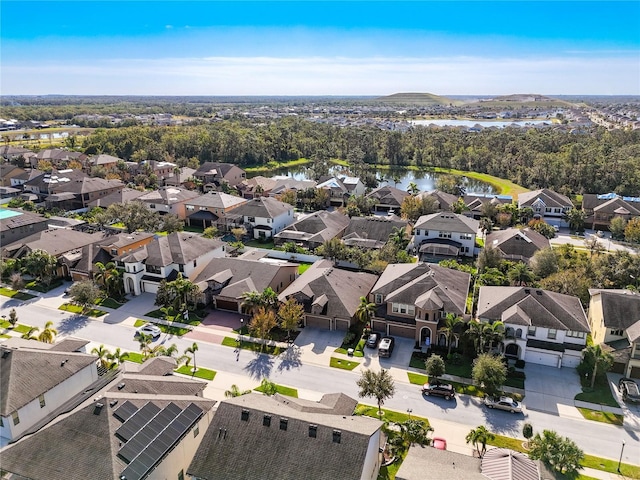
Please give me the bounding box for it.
[483,395,523,413]
[136,323,161,338]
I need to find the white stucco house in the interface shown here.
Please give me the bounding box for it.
[476,286,590,368]
[232,196,295,240]
[119,232,226,295]
[411,212,479,260]
[517,188,573,227]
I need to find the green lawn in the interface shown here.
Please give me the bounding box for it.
[407,372,429,385]
[406,372,521,400]
[355,404,430,425]
[505,376,525,389]
[25,278,63,292]
[254,383,299,397]
[59,303,107,317]
[125,352,145,364]
[13,324,33,334]
[487,433,527,453]
[334,347,364,358]
[133,318,190,336]
[575,384,619,408]
[408,352,473,378]
[244,157,311,173]
[0,334,10,339]
[174,365,217,381]
[330,357,360,370]
[144,308,203,326]
[0,287,36,300]
[133,319,146,327]
[577,407,624,426]
[298,263,312,274]
[95,297,127,309]
[244,238,275,249]
[221,336,284,355]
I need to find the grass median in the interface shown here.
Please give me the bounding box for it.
[254,383,298,397]
[0,287,36,300]
[330,357,360,370]
[174,365,216,381]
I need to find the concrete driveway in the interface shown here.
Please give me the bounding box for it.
[523,364,583,415]
[294,327,345,356]
[607,373,640,430]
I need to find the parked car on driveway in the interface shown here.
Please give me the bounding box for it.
[421,381,456,400]
[483,396,523,413]
[136,323,161,339]
[378,337,395,357]
[619,378,640,403]
[366,332,381,348]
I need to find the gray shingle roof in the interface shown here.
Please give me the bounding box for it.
[107,374,206,396]
[593,290,640,331]
[342,216,409,248]
[87,187,146,208]
[274,210,349,244]
[233,196,293,219]
[186,191,248,209]
[138,186,200,205]
[0,345,98,415]
[477,287,589,332]
[3,229,107,256]
[187,393,381,480]
[127,232,224,267]
[396,444,484,480]
[518,188,572,208]
[481,447,540,480]
[0,208,48,233]
[366,185,410,207]
[486,227,550,261]
[414,212,479,234]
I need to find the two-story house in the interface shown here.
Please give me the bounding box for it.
[477,286,590,368]
[279,259,378,331]
[369,262,471,345]
[0,208,49,244]
[518,188,573,227]
[342,216,410,251]
[185,191,248,231]
[463,194,513,220]
[365,185,410,213]
[316,176,366,207]
[193,162,247,190]
[412,212,479,260]
[582,193,640,231]
[138,186,201,219]
[417,190,458,212]
[0,343,99,445]
[588,289,640,378]
[486,227,550,264]
[232,197,295,240]
[32,148,89,170]
[273,210,350,250]
[120,232,226,295]
[46,176,125,210]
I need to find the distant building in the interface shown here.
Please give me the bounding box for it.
[0,208,49,244]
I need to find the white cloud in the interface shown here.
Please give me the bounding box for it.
[2,55,638,95]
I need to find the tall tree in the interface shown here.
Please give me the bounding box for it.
[582,344,614,389]
[241,290,263,316]
[564,208,586,233]
[507,262,534,286]
[424,354,446,380]
[8,308,18,327]
[355,296,376,325]
[22,249,58,283]
[277,298,304,341]
[356,369,396,417]
[472,353,507,396]
[466,425,495,457]
[92,344,110,369]
[184,342,199,375]
[69,280,102,313]
[438,313,464,356]
[249,307,278,351]
[529,430,584,475]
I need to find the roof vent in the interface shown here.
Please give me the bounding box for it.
[60,359,68,366]
[93,403,104,415]
[308,424,318,438]
[241,409,250,421]
[333,430,342,443]
[117,382,126,390]
[109,400,118,408]
[524,289,531,294]
[536,290,543,295]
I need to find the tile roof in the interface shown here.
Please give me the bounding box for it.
[187,393,381,480]
[123,232,225,267]
[366,185,410,207]
[279,260,378,318]
[0,345,97,415]
[477,287,589,332]
[414,212,479,234]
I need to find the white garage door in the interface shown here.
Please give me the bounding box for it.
[562,352,581,368]
[525,350,560,367]
[142,281,159,294]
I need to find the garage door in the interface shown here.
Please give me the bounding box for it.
[389,324,415,339]
[216,299,239,312]
[305,315,331,329]
[525,350,560,367]
[561,352,581,368]
[335,318,350,331]
[630,366,640,379]
[141,281,159,294]
[611,362,626,374]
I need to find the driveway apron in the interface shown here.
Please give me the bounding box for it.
[523,363,582,415]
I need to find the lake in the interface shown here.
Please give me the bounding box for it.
[250,166,496,195]
[411,119,552,128]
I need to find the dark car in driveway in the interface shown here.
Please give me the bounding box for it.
[366,332,381,348]
[421,381,455,400]
[619,378,640,403]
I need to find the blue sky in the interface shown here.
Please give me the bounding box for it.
[2,1,639,95]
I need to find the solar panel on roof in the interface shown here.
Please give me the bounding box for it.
[113,401,139,422]
[119,403,203,480]
[115,402,161,442]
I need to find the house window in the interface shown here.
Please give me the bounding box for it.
[545,207,551,213]
[39,395,46,408]
[438,231,451,239]
[375,294,383,304]
[111,248,118,255]
[11,411,20,426]
[528,326,536,337]
[610,329,624,336]
[178,470,185,480]
[193,423,200,437]
[308,425,317,438]
[149,204,156,209]
[547,328,557,340]
[187,205,194,211]
[248,216,255,223]
[415,229,421,236]
[280,418,288,430]
[459,233,473,240]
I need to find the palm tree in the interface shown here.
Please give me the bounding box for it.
[224,384,251,398]
[479,217,494,240]
[241,290,263,316]
[355,296,376,325]
[482,321,505,353]
[184,342,199,376]
[260,287,279,312]
[584,344,614,389]
[21,326,40,341]
[397,419,434,448]
[507,263,534,286]
[137,333,153,358]
[38,321,58,344]
[388,226,409,250]
[406,182,420,196]
[356,369,396,418]
[438,313,464,356]
[466,425,495,457]
[106,347,129,367]
[92,344,111,369]
[465,320,485,355]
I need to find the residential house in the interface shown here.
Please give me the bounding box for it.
[278,260,378,330]
[87,187,146,209]
[8,167,42,189]
[274,210,350,250]
[130,160,178,181]
[464,194,513,220]
[587,289,640,378]
[233,196,295,239]
[486,227,550,264]
[342,216,410,250]
[32,148,88,169]
[187,392,383,480]
[369,262,470,344]
[517,188,573,227]
[365,185,410,213]
[0,164,27,187]
[164,167,197,188]
[316,176,365,206]
[193,162,247,190]
[270,177,317,198]
[191,256,299,311]
[119,232,226,295]
[23,168,88,201]
[0,208,49,244]
[238,176,278,199]
[582,193,640,231]
[87,153,123,172]
[0,146,34,163]
[396,445,484,480]
[412,212,479,260]
[185,191,249,231]
[0,343,99,444]
[0,186,21,199]
[45,176,125,210]
[476,287,589,368]
[138,186,201,219]
[417,189,459,212]
[1,353,215,480]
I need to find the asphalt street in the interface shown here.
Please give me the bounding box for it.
[2,297,638,464]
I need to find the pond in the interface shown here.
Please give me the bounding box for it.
[249,165,496,195]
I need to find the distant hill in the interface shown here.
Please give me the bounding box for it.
[374,92,458,106]
[470,94,575,108]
